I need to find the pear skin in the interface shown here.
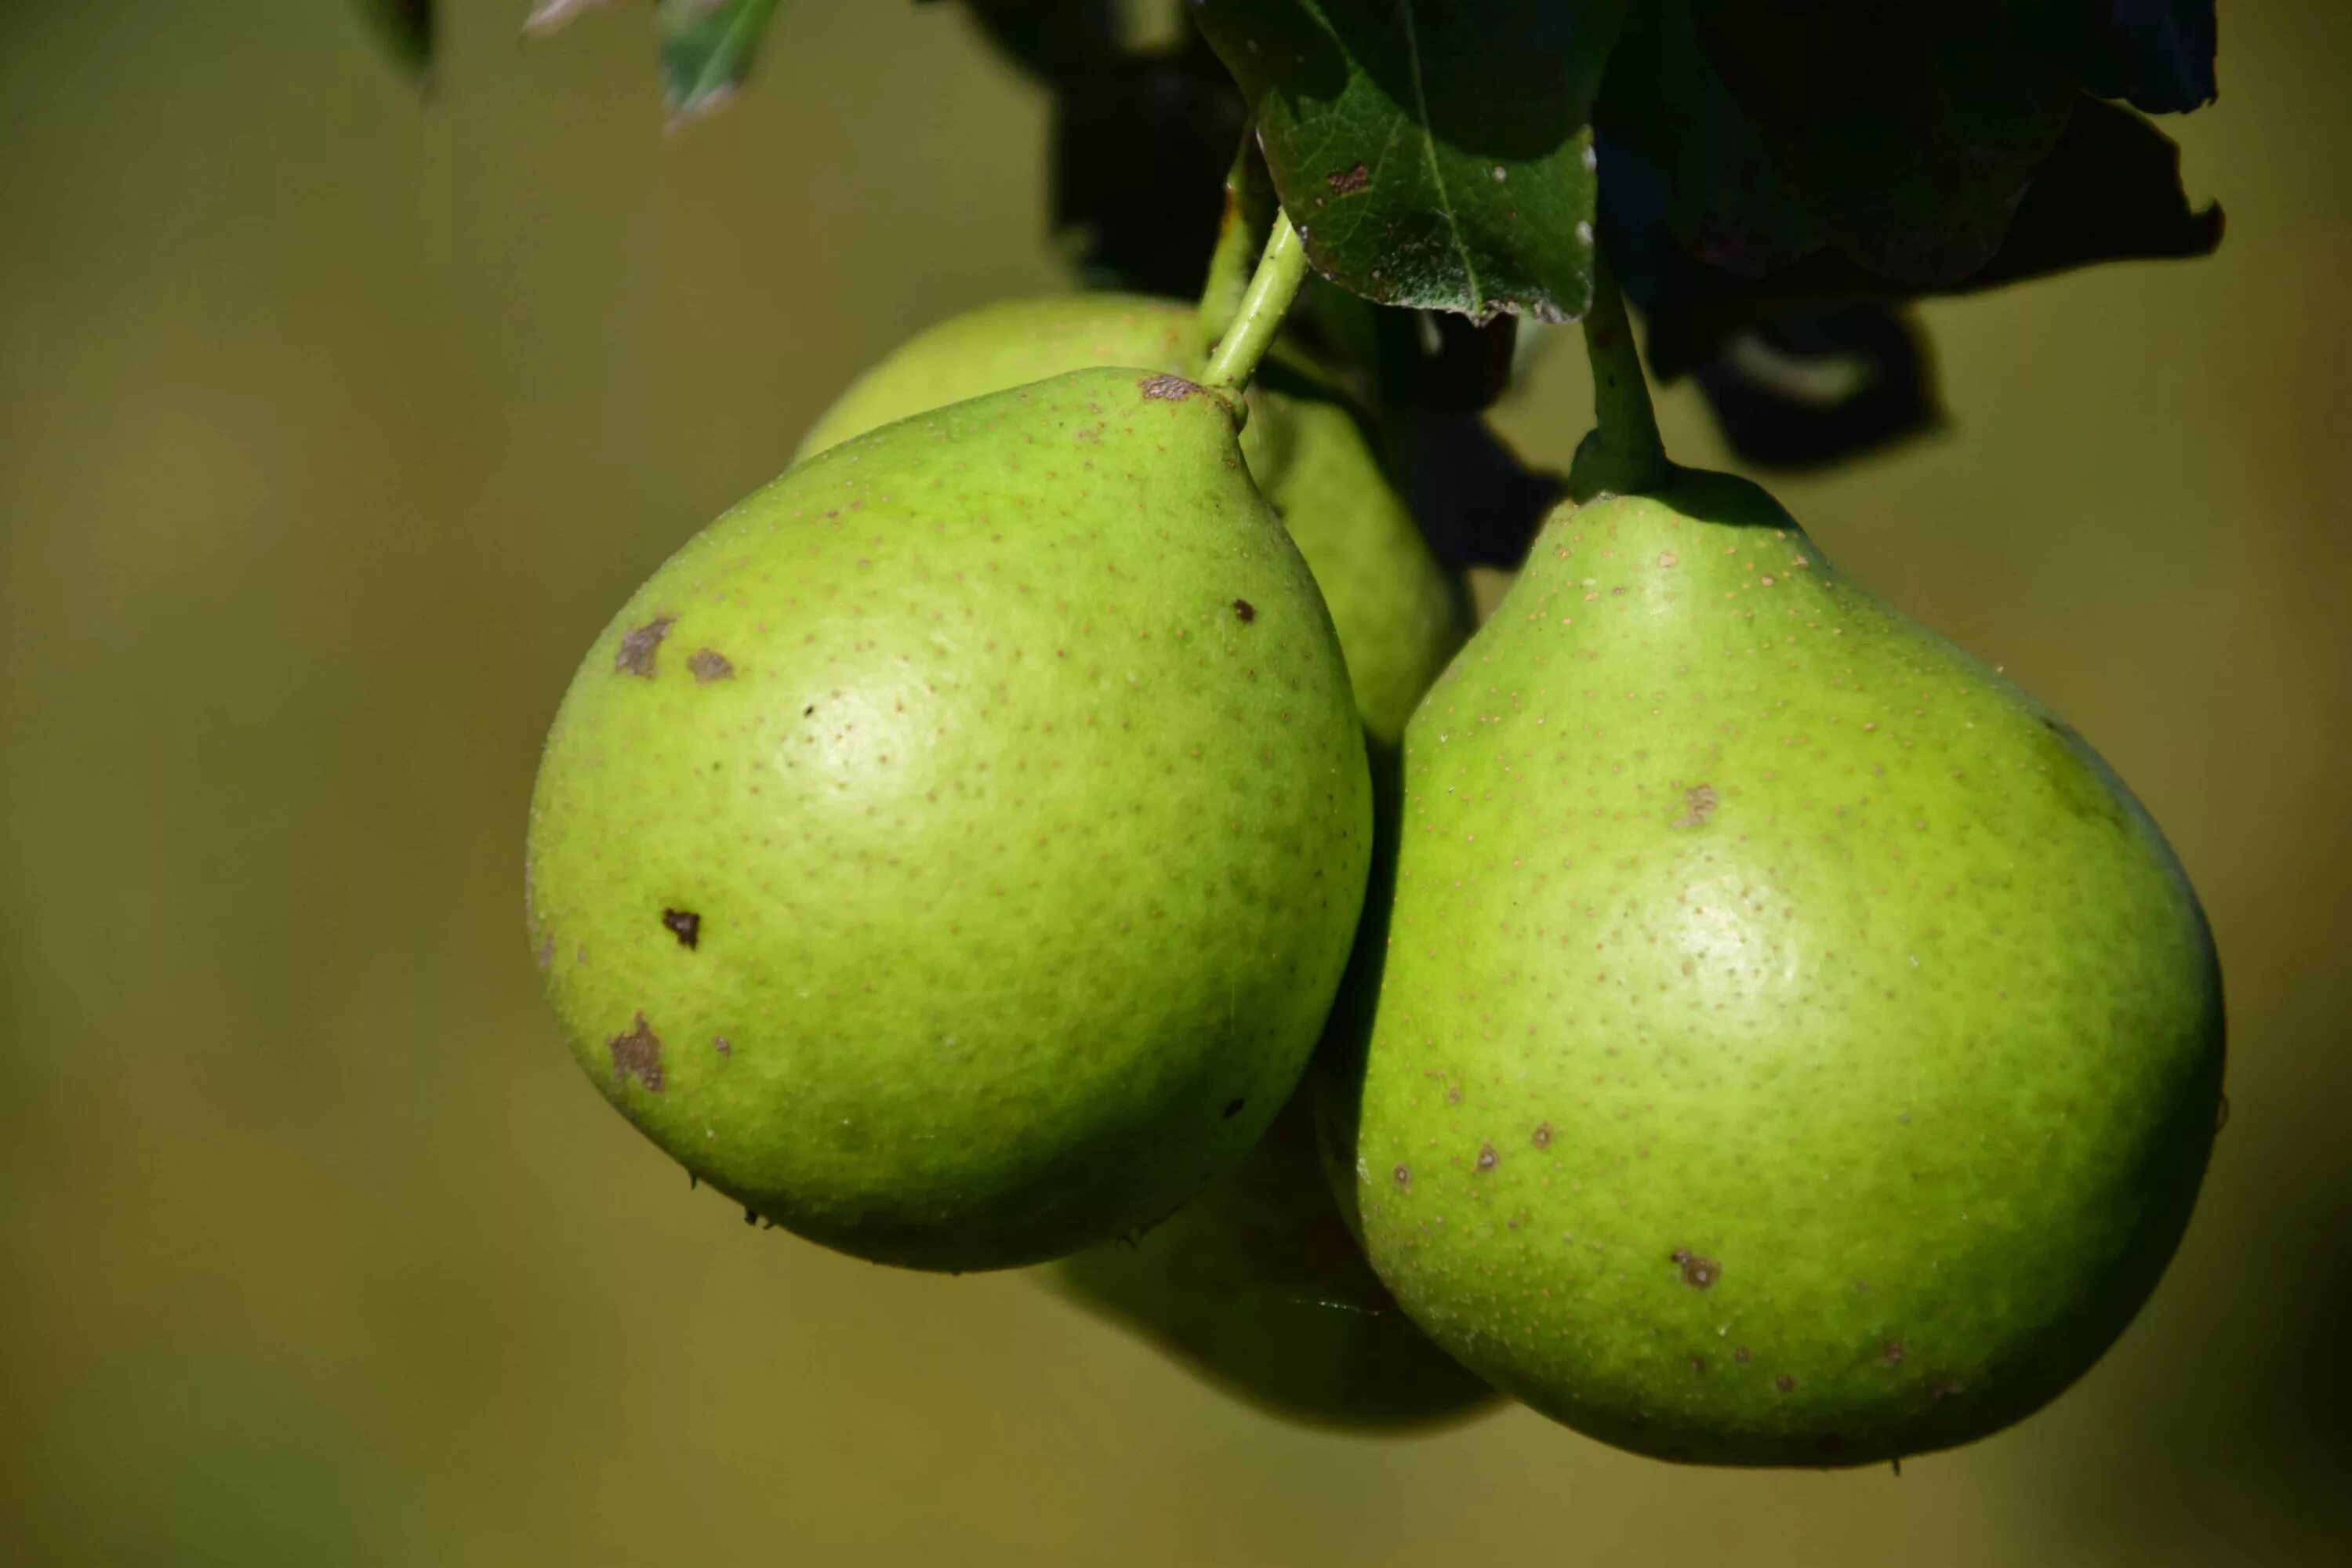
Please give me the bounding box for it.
[1048,1095,1497,1430]
[800,295,1463,745]
[800,298,1490,1420]
[528,368,1372,1273]
[1326,467,2224,1465]
[1054,742,1497,1428]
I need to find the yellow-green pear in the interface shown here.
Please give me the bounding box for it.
[800,294,1464,746]
[1327,466,2223,1466]
[798,294,1491,1421]
[1047,1096,1497,1430]
[527,368,1373,1273]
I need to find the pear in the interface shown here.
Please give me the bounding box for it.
[800,294,1465,746]
[1050,804,1502,1435]
[1327,466,2224,1466]
[1048,1095,1497,1429]
[800,297,1491,1419]
[526,367,1374,1273]
[1051,740,1497,1428]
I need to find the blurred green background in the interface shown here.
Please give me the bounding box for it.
[3,3,2348,1563]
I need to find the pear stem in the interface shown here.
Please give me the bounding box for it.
[1570,247,1671,499]
[1197,136,1274,349]
[1202,209,1309,394]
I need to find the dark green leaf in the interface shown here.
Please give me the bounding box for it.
[1611,95,2219,474]
[658,0,786,125]
[1603,0,2085,287]
[1192,1,1632,324]
[359,0,433,82]
[1594,0,1825,280]
[2082,1,2217,114]
[1619,97,2223,377]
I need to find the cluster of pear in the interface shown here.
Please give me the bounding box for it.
[525,284,2223,1463]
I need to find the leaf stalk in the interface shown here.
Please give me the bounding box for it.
[1197,136,1276,350]
[1202,209,1310,394]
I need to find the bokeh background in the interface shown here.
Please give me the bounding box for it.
[4,3,2349,1563]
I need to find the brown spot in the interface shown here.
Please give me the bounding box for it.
[1819,1434,1845,1457]
[1690,1356,1707,1376]
[1733,1345,1752,1364]
[743,1207,759,1226]
[1531,1121,1554,1149]
[1671,1248,1720,1289]
[533,938,554,972]
[1475,1142,1499,1172]
[688,648,735,684]
[1222,1098,1246,1120]
[1232,597,1256,624]
[1392,1164,1410,1189]
[615,615,674,677]
[1445,1084,1462,1105]
[1139,373,1200,401]
[1775,1374,1796,1392]
[1671,783,1720,829]
[661,909,701,949]
[713,1036,732,1057]
[1879,1340,1906,1367]
[1326,162,1370,196]
[608,1012,665,1092]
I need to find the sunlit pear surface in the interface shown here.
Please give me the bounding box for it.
[800,294,1465,746]
[527,368,1373,1273]
[1327,466,2225,1466]
[793,295,1501,1417]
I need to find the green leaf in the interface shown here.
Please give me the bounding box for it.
[2082,2,2217,114]
[359,0,434,82]
[1595,0,1824,280]
[1602,0,2089,286]
[1621,97,2224,377]
[1192,1,1633,324]
[657,0,786,125]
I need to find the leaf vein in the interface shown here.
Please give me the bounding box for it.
[1396,0,1483,314]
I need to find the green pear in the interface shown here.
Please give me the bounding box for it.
[1050,742,1497,1428]
[526,367,1374,1273]
[799,294,1465,746]
[1327,466,2223,1466]
[800,296,1490,1419]
[1048,1094,1497,1430]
